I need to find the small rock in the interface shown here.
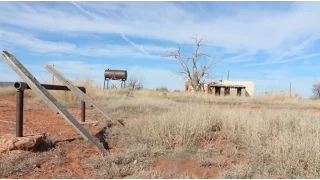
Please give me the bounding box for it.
[133,160,137,164]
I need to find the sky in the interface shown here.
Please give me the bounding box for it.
[1,1,320,97]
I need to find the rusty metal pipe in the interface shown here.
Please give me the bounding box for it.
[14,82,28,91]
[16,90,24,137]
[80,88,86,122]
[81,101,85,122]
[14,81,85,92]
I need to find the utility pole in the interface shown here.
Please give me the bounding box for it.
[52,63,55,84]
[290,81,292,97]
[227,70,229,80]
[263,73,267,95]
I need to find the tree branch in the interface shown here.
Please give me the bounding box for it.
[162,36,217,92]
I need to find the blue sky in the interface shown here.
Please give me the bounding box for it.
[1,1,320,97]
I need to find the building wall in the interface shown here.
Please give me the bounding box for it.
[221,80,255,96]
[184,80,255,97]
[185,81,211,93]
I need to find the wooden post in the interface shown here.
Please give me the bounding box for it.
[1,51,107,155]
[242,88,246,97]
[237,88,242,96]
[215,87,221,96]
[224,87,230,96]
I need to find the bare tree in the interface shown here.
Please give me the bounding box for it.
[312,81,320,98]
[127,76,144,90]
[163,36,216,92]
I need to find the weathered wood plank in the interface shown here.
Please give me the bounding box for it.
[45,65,124,127]
[1,51,107,155]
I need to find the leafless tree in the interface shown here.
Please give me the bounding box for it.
[163,36,216,92]
[312,81,320,98]
[127,76,144,90]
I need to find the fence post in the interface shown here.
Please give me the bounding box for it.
[16,89,24,137]
[81,88,86,122]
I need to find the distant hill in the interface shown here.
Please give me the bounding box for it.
[0,82,15,87]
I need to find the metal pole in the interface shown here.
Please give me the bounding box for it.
[264,73,266,95]
[14,82,85,91]
[227,71,229,80]
[103,79,105,89]
[16,90,24,137]
[290,81,292,97]
[80,88,86,122]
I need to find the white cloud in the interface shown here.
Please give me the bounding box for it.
[221,52,254,63]
[243,52,320,67]
[0,29,172,58]
[121,34,151,56]
[0,61,51,83]
[128,66,184,90]
[1,1,320,58]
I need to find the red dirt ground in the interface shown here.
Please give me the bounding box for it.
[155,159,220,178]
[0,96,101,178]
[0,96,246,179]
[154,135,247,179]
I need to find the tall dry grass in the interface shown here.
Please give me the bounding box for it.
[0,86,17,97]
[2,78,320,178]
[90,87,320,178]
[219,109,320,178]
[122,99,320,178]
[0,86,35,97]
[137,89,320,109]
[82,84,320,178]
[127,104,221,149]
[42,78,320,178]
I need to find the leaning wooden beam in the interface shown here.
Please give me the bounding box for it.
[45,65,124,127]
[1,51,107,155]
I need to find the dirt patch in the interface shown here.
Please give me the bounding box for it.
[153,134,248,179]
[155,159,220,178]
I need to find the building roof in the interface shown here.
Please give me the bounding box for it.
[208,84,246,88]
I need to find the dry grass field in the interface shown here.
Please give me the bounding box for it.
[1,80,320,178]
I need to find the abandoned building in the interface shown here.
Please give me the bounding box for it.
[185,80,255,97]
